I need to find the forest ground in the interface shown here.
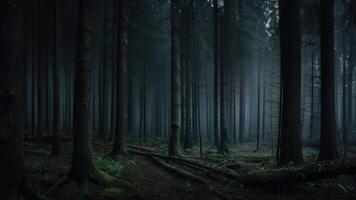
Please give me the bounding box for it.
[25,136,356,200]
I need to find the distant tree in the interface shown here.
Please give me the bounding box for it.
[111,0,129,156]
[238,0,245,144]
[277,0,303,165]
[184,0,193,150]
[213,0,220,148]
[98,0,110,142]
[169,0,181,156]
[319,0,338,160]
[51,0,62,156]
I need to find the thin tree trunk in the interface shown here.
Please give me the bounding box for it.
[51,0,62,156]
[256,64,261,152]
[169,0,181,156]
[213,0,220,148]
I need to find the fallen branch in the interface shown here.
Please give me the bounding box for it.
[242,157,356,187]
[129,149,240,179]
[150,157,210,185]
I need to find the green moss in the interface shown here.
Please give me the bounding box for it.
[64,180,91,199]
[94,154,124,177]
[99,187,127,199]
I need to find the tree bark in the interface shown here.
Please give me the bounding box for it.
[277,0,303,165]
[213,0,220,148]
[69,0,96,183]
[51,0,62,156]
[169,0,181,156]
[0,1,39,198]
[319,0,338,160]
[111,0,129,156]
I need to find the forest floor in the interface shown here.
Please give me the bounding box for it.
[25,136,356,200]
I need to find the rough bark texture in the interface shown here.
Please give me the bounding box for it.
[111,0,129,156]
[319,0,338,160]
[169,0,181,156]
[0,0,26,198]
[69,0,95,183]
[278,0,303,165]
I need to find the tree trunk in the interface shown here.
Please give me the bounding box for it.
[213,0,220,148]
[242,157,356,188]
[169,0,181,156]
[238,0,245,144]
[219,0,230,154]
[99,1,109,142]
[111,0,129,156]
[319,0,338,160]
[277,0,303,165]
[256,64,261,152]
[184,0,193,150]
[69,0,97,183]
[51,0,62,156]
[0,1,26,198]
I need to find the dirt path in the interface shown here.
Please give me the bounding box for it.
[121,156,220,200]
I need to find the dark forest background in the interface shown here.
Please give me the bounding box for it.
[1,0,356,199]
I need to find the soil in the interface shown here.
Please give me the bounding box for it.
[24,139,356,200]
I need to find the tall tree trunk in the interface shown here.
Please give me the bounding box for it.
[32,0,39,135]
[277,0,303,165]
[0,1,27,198]
[169,0,181,156]
[51,0,62,156]
[99,0,109,142]
[69,0,96,183]
[219,0,230,154]
[256,64,261,152]
[213,0,220,149]
[37,0,44,137]
[184,0,194,150]
[319,0,338,160]
[111,0,129,156]
[238,0,245,144]
[310,53,315,139]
